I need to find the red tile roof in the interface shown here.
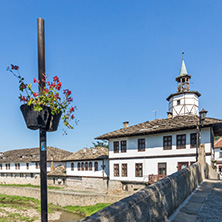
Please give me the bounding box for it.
[214,137,222,148]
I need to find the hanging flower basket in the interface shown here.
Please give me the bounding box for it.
[20,104,50,130]
[47,111,62,132]
[20,104,62,132]
[8,64,76,134]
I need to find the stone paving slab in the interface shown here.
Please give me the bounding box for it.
[169,180,222,222]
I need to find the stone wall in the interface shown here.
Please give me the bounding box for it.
[0,174,40,185]
[66,177,109,191]
[0,186,123,207]
[80,145,219,222]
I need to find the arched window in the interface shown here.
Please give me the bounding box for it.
[77,162,80,171]
[89,162,92,171]
[71,162,74,171]
[94,162,98,171]
[85,162,88,171]
[81,162,84,171]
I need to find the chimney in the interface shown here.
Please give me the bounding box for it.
[50,155,54,171]
[167,112,173,118]
[123,121,129,128]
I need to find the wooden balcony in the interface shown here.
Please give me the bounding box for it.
[148,174,167,184]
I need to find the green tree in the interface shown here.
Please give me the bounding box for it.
[92,140,108,148]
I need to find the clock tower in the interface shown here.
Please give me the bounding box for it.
[166,53,201,117]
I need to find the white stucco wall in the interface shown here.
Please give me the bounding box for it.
[168,93,199,117]
[0,161,63,174]
[66,159,109,178]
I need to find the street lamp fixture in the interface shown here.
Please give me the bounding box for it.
[196,108,208,162]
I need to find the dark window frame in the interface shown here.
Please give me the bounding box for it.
[190,133,197,148]
[94,162,98,171]
[77,162,81,171]
[81,162,84,171]
[158,162,167,175]
[71,162,74,171]
[85,162,88,171]
[135,163,143,177]
[114,141,119,153]
[163,136,172,150]
[176,134,186,149]
[114,164,119,177]
[138,139,145,152]
[89,162,92,171]
[122,164,127,177]
[121,140,127,153]
[35,162,40,169]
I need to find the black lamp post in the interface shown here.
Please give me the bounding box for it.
[196,108,208,162]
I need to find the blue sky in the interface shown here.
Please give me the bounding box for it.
[1,1,222,153]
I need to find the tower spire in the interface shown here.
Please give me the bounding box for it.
[179,52,188,76]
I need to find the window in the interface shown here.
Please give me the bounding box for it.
[26,163,29,170]
[158,163,167,175]
[89,162,92,171]
[31,173,34,178]
[20,173,24,178]
[177,134,186,149]
[15,163,20,170]
[190,133,197,148]
[177,100,181,105]
[77,162,80,171]
[220,152,222,158]
[85,162,88,171]
[71,163,74,171]
[53,178,55,184]
[114,141,119,153]
[81,162,84,171]
[122,164,127,177]
[0,164,2,170]
[35,162,40,169]
[6,164,10,170]
[163,136,172,150]
[121,141,127,153]
[94,162,98,171]
[138,139,145,152]
[114,164,119,177]
[135,163,143,177]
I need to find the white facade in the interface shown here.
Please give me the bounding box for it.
[66,159,109,178]
[0,162,63,174]
[109,128,212,182]
[168,93,199,117]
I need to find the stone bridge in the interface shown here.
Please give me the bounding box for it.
[80,145,222,222]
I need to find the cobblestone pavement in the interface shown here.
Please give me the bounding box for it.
[169,180,222,222]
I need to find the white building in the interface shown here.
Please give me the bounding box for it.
[0,147,72,185]
[96,56,222,189]
[214,137,222,174]
[64,146,109,191]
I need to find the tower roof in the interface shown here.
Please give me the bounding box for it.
[179,55,188,76]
